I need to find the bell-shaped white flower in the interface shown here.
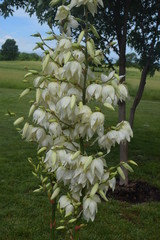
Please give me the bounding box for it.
[78,105,92,123]
[59,195,74,216]
[49,122,62,137]
[33,109,50,129]
[117,84,128,101]
[83,195,101,222]
[70,0,104,16]
[86,84,102,101]
[63,61,83,82]
[64,15,79,36]
[101,71,115,83]
[91,158,104,181]
[48,82,61,98]
[73,50,85,63]
[44,150,57,171]
[90,112,104,132]
[55,5,70,21]
[57,38,72,51]
[102,85,115,104]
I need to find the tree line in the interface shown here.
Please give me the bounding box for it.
[0,39,41,61]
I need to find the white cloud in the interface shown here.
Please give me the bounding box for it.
[0,8,59,54]
[13,8,32,19]
[0,35,14,44]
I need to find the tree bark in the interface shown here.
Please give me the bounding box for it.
[129,62,150,128]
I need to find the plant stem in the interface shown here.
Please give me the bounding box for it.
[80,6,89,155]
[50,199,56,240]
[82,6,89,105]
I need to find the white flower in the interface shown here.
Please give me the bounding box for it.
[109,177,116,191]
[49,122,62,137]
[86,84,102,101]
[33,109,45,123]
[40,135,53,147]
[57,38,72,51]
[59,195,74,215]
[102,85,116,105]
[117,84,128,101]
[44,150,57,171]
[56,96,78,121]
[98,121,133,152]
[48,82,61,98]
[73,50,85,63]
[64,15,79,36]
[63,61,83,82]
[83,195,101,222]
[78,105,92,123]
[55,5,70,21]
[22,123,34,141]
[70,0,104,16]
[90,112,104,132]
[91,158,104,180]
[101,71,115,83]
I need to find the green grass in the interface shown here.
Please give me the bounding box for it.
[126,67,160,101]
[0,61,41,89]
[0,61,160,239]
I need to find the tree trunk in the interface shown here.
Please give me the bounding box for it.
[129,62,150,128]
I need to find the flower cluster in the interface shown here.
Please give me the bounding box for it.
[14,0,133,226]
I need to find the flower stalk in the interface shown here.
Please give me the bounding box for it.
[14,0,135,239]
[50,199,56,239]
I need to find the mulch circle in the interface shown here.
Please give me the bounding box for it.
[107,180,160,203]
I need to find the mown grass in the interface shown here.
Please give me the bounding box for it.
[0,62,160,239]
[126,67,160,101]
[0,61,41,89]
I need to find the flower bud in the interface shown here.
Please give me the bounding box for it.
[51,187,60,200]
[13,117,24,126]
[90,183,99,197]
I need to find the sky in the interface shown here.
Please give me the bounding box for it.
[0,8,54,56]
[0,8,129,61]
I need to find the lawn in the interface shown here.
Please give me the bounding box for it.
[0,61,160,239]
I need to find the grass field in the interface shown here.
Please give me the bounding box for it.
[0,61,160,239]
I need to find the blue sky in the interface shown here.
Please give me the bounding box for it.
[0,8,53,56]
[0,8,127,60]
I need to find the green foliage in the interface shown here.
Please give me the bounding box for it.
[1,39,19,61]
[128,0,160,76]
[116,53,139,68]
[18,52,41,61]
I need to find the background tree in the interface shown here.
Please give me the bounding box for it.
[18,52,41,61]
[129,0,160,128]
[116,53,139,68]
[1,39,19,60]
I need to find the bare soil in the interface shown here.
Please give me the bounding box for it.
[108,180,160,203]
